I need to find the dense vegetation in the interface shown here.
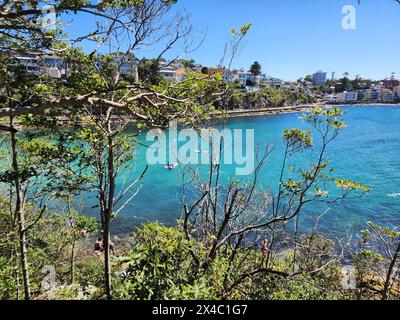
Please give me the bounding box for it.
[0,0,399,301]
[223,88,317,110]
[0,106,399,301]
[1,205,399,300]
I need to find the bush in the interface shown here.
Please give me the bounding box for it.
[113,223,216,300]
[222,88,316,110]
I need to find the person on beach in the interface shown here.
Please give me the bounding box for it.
[94,237,115,255]
[261,240,268,257]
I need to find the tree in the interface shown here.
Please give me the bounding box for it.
[250,61,262,84]
[336,76,353,93]
[355,222,400,300]
[220,24,252,69]
[177,59,196,68]
[63,205,97,285]
[180,107,369,297]
[201,66,209,75]
[0,118,86,299]
[304,74,313,83]
[0,0,217,300]
[353,74,362,90]
[246,79,255,87]
[0,0,248,301]
[138,59,162,85]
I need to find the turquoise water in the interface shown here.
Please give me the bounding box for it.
[85,106,400,236]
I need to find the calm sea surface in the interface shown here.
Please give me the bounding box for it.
[3,106,400,235]
[80,105,400,236]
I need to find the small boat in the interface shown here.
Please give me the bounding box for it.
[165,163,179,170]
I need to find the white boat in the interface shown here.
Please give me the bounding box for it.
[165,163,179,170]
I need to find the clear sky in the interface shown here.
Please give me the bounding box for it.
[67,0,400,81]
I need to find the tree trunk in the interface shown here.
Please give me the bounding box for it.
[103,134,115,300]
[70,242,75,284]
[10,117,31,300]
[103,215,112,300]
[267,146,289,268]
[382,240,400,300]
[292,213,301,273]
[13,237,20,300]
[11,189,21,300]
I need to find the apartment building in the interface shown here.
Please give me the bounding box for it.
[395,86,400,99]
[312,71,327,86]
[381,90,396,102]
[12,53,68,78]
[159,65,177,82]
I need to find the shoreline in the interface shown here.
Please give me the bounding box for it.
[218,103,400,119]
[2,103,399,128]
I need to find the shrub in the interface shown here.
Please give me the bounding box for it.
[113,223,216,300]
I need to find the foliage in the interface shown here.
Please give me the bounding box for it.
[113,222,351,301]
[138,59,162,85]
[0,195,99,299]
[223,88,317,110]
[353,222,400,300]
[113,223,216,300]
[250,61,262,78]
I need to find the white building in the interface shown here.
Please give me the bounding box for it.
[12,53,68,78]
[371,83,385,93]
[344,91,358,102]
[231,69,267,85]
[236,70,254,85]
[328,91,358,103]
[335,93,346,103]
[159,66,177,82]
[158,63,187,83]
[358,89,381,102]
[395,86,400,99]
[381,91,396,102]
[324,95,339,103]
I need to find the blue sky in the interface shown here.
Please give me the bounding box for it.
[67,0,400,81]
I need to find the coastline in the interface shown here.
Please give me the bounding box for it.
[218,102,400,119]
[2,103,399,128]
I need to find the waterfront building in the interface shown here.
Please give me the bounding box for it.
[326,91,359,103]
[371,83,385,93]
[312,70,327,86]
[362,89,381,102]
[344,91,358,102]
[229,69,268,85]
[357,89,367,101]
[395,86,400,99]
[234,69,255,85]
[381,90,396,102]
[261,76,282,88]
[12,52,68,78]
[258,74,273,83]
[324,95,339,103]
[158,61,189,83]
